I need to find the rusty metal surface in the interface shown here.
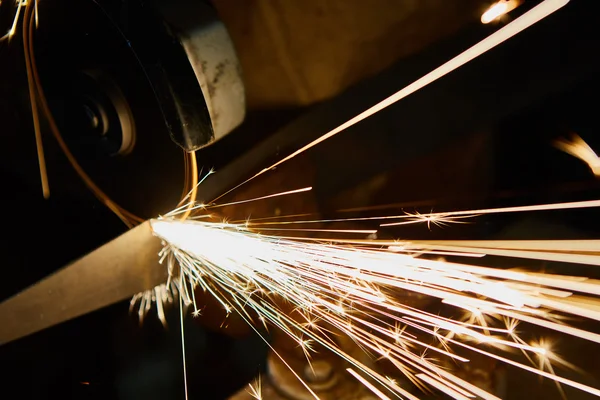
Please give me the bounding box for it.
[0,221,166,345]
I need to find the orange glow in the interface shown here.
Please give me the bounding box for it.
[555,134,600,177]
[482,1,522,24]
[148,216,600,398]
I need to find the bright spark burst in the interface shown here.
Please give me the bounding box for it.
[85,0,594,396]
[244,209,473,230]
[141,215,600,399]
[4,0,592,397]
[246,376,263,400]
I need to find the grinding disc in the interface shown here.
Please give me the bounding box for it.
[33,0,189,219]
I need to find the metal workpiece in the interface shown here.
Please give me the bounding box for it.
[0,221,166,345]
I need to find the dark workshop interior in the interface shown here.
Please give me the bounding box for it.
[1,0,600,399]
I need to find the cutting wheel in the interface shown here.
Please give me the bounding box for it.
[33,0,188,219]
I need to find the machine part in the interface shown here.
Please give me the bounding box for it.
[61,70,136,158]
[105,0,245,151]
[32,0,245,217]
[159,0,246,146]
[0,221,165,345]
[110,0,213,151]
[37,0,187,217]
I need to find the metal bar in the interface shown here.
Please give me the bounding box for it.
[0,221,166,345]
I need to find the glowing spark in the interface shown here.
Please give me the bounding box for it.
[230,213,313,224]
[130,2,584,396]
[0,0,25,42]
[179,292,189,400]
[147,217,600,398]
[247,376,262,400]
[481,0,522,24]
[381,199,600,226]
[417,374,473,400]
[347,368,391,400]
[555,133,600,177]
[482,2,509,24]
[245,199,600,230]
[254,227,378,234]
[405,239,600,252]
[206,187,312,209]
[192,308,202,318]
[390,210,474,230]
[398,240,600,266]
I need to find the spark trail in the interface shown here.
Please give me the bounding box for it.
[210,0,570,204]
[144,215,600,399]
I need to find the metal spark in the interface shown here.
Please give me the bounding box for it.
[146,216,600,398]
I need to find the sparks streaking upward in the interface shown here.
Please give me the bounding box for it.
[147,212,600,399]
